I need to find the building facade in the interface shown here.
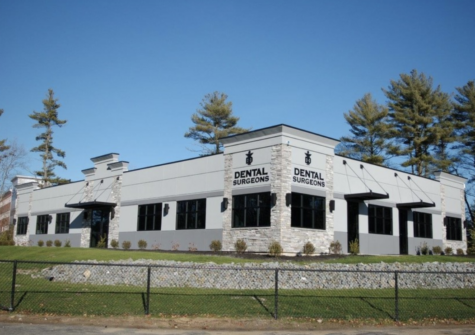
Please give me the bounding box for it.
[13,125,467,254]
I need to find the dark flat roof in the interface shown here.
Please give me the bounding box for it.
[344,192,389,201]
[65,201,117,209]
[396,201,435,209]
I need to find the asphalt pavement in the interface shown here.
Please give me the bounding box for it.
[1,323,475,335]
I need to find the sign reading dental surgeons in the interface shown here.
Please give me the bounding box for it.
[232,150,271,187]
[292,150,326,188]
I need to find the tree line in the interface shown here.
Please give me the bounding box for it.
[336,70,475,222]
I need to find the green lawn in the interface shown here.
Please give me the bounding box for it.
[1,246,474,264]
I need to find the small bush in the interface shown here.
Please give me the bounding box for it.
[188,243,197,252]
[268,241,283,257]
[432,245,442,255]
[46,240,53,247]
[96,236,107,248]
[467,246,475,255]
[64,239,71,247]
[171,242,179,251]
[209,240,222,252]
[349,238,359,255]
[234,239,247,254]
[122,240,131,250]
[303,241,316,256]
[138,239,147,250]
[37,240,44,247]
[444,246,453,255]
[420,242,429,255]
[328,240,341,255]
[0,229,15,246]
[456,248,464,255]
[54,239,62,247]
[110,239,119,249]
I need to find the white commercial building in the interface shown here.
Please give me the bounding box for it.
[13,125,467,254]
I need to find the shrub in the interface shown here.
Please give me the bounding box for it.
[171,242,179,251]
[0,228,15,246]
[122,240,131,250]
[444,246,453,255]
[110,239,119,249]
[456,248,464,255]
[301,241,314,256]
[234,239,247,254]
[64,239,71,247]
[268,241,283,257]
[432,245,442,255]
[468,246,475,255]
[328,240,341,255]
[420,242,429,255]
[37,240,44,247]
[349,238,359,255]
[54,239,62,247]
[46,240,53,247]
[209,240,222,252]
[188,243,197,252]
[96,236,107,248]
[138,239,147,250]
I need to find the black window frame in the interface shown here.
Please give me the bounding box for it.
[55,212,70,234]
[176,199,206,230]
[16,216,28,235]
[36,215,49,235]
[368,204,393,235]
[232,192,271,228]
[291,192,326,230]
[137,203,162,231]
[446,216,462,241]
[413,211,433,238]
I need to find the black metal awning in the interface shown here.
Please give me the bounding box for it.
[65,201,117,209]
[344,191,389,201]
[396,201,435,209]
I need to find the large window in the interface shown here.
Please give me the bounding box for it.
[413,212,432,238]
[176,199,206,230]
[368,205,392,235]
[232,192,271,228]
[291,193,326,229]
[446,217,462,241]
[36,215,49,235]
[16,216,28,235]
[56,212,70,234]
[137,203,162,231]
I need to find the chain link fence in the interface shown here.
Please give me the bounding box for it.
[1,260,474,321]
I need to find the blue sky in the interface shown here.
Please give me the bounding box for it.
[1,0,474,183]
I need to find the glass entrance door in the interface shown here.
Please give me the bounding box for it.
[399,209,408,255]
[347,201,359,252]
[90,209,110,248]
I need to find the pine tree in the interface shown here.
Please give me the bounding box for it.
[337,93,393,165]
[185,92,250,155]
[453,81,475,172]
[383,70,453,177]
[29,89,69,186]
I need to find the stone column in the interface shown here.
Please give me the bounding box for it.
[80,181,94,248]
[221,154,233,251]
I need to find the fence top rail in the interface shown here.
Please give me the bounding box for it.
[1,259,474,275]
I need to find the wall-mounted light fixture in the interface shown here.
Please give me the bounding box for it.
[48,215,53,223]
[443,217,447,226]
[83,211,88,220]
[271,193,277,206]
[13,218,16,225]
[329,200,335,213]
[111,208,115,219]
[164,204,170,216]
[285,193,292,207]
[464,220,469,229]
[223,197,229,210]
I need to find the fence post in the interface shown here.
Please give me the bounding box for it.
[145,266,151,315]
[394,270,399,322]
[274,269,279,320]
[9,261,17,312]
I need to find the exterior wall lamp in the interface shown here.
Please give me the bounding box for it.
[285,193,292,207]
[271,193,277,206]
[164,204,170,216]
[223,197,229,210]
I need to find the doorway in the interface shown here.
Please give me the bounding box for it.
[90,209,110,248]
[399,209,408,255]
[347,201,359,252]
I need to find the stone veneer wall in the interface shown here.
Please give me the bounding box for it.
[221,154,234,251]
[108,177,122,247]
[13,190,33,246]
[441,185,467,252]
[284,154,335,254]
[80,180,94,247]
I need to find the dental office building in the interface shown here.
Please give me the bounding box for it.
[13,124,467,255]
